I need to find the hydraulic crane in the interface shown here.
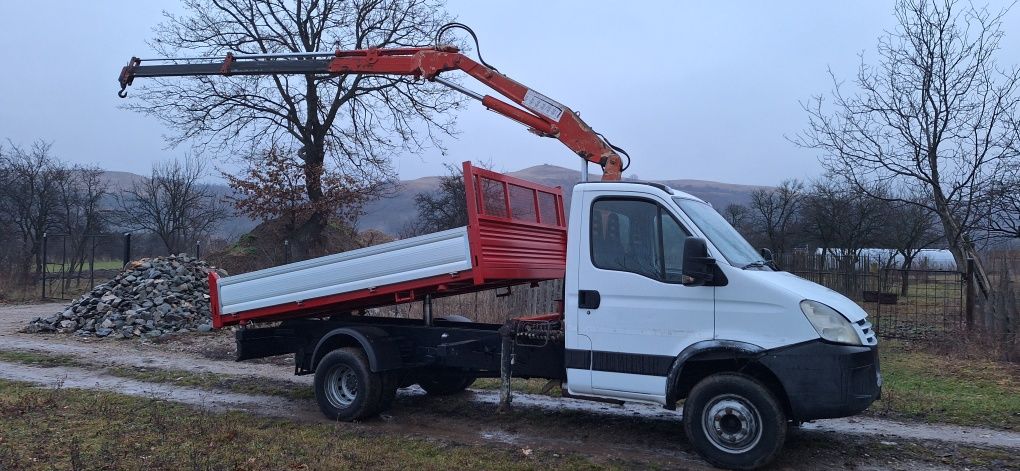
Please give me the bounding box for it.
[117,25,628,181]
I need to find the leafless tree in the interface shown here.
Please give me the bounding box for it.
[54,166,109,275]
[748,179,804,254]
[800,179,887,261]
[796,0,1020,287]
[400,163,467,238]
[979,172,1020,240]
[128,0,461,251]
[882,196,944,295]
[116,156,227,254]
[723,203,749,229]
[0,140,66,277]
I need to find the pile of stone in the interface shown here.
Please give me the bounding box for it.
[24,255,227,339]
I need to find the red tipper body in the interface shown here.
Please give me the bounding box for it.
[207,162,567,328]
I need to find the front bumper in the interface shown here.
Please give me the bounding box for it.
[759,340,880,421]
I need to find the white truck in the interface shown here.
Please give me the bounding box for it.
[118,32,881,469]
[203,163,881,470]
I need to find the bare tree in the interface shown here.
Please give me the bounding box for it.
[800,179,887,261]
[0,140,66,276]
[979,172,1020,240]
[797,0,1020,286]
[400,163,466,238]
[723,203,750,229]
[882,196,944,295]
[54,165,109,275]
[117,156,226,254]
[748,179,804,254]
[128,0,461,251]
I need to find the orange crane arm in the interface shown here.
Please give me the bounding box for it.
[118,46,625,180]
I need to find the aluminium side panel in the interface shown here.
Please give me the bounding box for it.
[217,227,472,315]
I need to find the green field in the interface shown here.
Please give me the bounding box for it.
[870,341,1020,429]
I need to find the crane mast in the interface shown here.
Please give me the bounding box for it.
[118,45,626,181]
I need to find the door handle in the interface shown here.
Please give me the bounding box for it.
[578,290,601,309]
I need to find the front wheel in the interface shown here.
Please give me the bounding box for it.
[682,373,786,470]
[314,347,382,421]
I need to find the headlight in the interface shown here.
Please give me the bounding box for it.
[800,300,862,345]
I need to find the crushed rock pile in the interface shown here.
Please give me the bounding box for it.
[24,255,227,339]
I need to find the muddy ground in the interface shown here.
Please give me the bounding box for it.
[2,303,1019,470]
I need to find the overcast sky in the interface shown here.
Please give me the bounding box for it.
[2,1,1019,185]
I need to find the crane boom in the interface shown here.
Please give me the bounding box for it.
[118,46,624,181]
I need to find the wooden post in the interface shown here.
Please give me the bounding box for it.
[965,258,975,331]
[122,233,132,267]
[40,232,47,299]
[497,322,514,413]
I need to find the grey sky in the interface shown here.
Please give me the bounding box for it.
[2,1,1019,185]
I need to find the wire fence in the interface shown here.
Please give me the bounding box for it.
[777,252,968,340]
[0,232,207,301]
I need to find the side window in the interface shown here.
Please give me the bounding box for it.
[590,198,691,282]
[661,215,687,283]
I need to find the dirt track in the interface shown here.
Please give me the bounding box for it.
[2,303,1019,470]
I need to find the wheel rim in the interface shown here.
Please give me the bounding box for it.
[324,364,359,409]
[701,393,763,454]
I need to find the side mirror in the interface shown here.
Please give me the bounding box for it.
[682,237,716,286]
[760,247,779,270]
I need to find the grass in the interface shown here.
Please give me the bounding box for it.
[0,380,604,470]
[871,340,1020,429]
[0,350,85,368]
[473,377,561,396]
[105,365,314,401]
[0,349,312,401]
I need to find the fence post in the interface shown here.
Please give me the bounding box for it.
[965,258,975,331]
[284,240,290,264]
[41,232,47,299]
[89,235,96,288]
[122,233,132,267]
[196,241,201,259]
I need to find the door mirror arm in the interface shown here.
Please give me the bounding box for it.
[682,238,717,287]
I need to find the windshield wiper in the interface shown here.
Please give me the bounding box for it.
[741,260,767,270]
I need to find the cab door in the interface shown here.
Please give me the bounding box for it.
[571,191,715,401]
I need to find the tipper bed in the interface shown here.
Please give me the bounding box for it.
[208,162,567,328]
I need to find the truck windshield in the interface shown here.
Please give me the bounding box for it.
[673,197,769,270]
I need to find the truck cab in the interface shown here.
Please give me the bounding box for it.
[564,181,880,467]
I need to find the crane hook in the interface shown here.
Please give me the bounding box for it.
[118,88,129,98]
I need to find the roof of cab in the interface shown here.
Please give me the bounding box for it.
[575,180,707,204]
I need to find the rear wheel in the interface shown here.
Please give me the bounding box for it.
[682,373,786,470]
[314,347,383,421]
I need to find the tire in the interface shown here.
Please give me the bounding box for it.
[682,373,786,470]
[418,369,476,396]
[314,347,383,421]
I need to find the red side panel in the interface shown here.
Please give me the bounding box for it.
[208,271,223,329]
[463,162,567,284]
[207,163,567,328]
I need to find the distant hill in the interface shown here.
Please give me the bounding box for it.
[102,164,765,237]
[358,164,765,235]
